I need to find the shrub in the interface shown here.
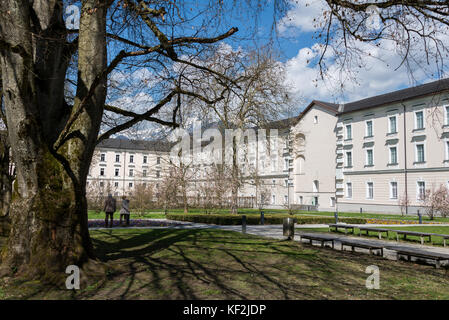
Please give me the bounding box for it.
[166,214,366,225]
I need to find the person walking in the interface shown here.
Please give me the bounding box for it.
[119,196,130,226]
[104,194,117,228]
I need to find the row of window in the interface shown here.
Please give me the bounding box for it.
[345,180,428,200]
[100,153,161,164]
[344,106,449,140]
[99,168,160,178]
[344,143,433,167]
[89,181,160,189]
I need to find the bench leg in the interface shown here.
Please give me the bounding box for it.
[444,239,447,247]
[369,248,372,255]
[435,260,441,269]
[421,236,424,245]
[351,246,354,252]
[321,240,324,248]
[378,233,381,240]
[396,234,399,242]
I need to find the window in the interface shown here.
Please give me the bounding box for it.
[99,181,104,187]
[346,183,352,199]
[156,170,160,178]
[129,169,133,177]
[389,116,397,133]
[143,183,147,188]
[445,106,449,126]
[366,182,374,199]
[346,152,352,167]
[389,147,397,164]
[143,155,147,164]
[299,196,303,204]
[114,182,119,188]
[366,120,373,137]
[115,154,120,162]
[330,197,336,207]
[143,169,147,177]
[314,115,318,124]
[416,144,425,163]
[157,157,161,164]
[129,155,134,163]
[272,179,276,186]
[417,181,426,200]
[115,168,119,177]
[313,180,319,193]
[415,111,424,129]
[345,124,352,140]
[100,153,106,162]
[284,159,289,170]
[284,179,288,187]
[100,168,105,176]
[390,182,398,199]
[284,195,288,204]
[446,141,449,160]
[129,182,133,188]
[272,194,276,204]
[366,149,374,166]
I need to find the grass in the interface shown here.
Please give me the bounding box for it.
[296,226,449,246]
[1,229,449,299]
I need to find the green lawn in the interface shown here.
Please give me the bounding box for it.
[1,229,449,299]
[297,226,449,246]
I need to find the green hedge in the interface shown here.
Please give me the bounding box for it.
[166,214,366,225]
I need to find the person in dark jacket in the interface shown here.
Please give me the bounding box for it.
[119,196,130,226]
[104,194,117,228]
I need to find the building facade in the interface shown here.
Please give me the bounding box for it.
[336,79,449,214]
[87,78,449,214]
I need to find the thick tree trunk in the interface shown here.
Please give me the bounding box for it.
[0,0,108,283]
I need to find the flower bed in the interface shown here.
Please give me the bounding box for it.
[366,218,441,225]
[88,219,183,228]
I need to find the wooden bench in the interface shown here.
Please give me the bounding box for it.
[299,233,337,249]
[328,224,357,234]
[386,247,449,268]
[431,234,449,247]
[358,227,390,239]
[340,239,384,256]
[394,230,433,245]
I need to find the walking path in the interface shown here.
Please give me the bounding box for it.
[91,219,449,266]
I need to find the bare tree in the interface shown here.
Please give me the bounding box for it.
[424,184,449,220]
[398,193,410,217]
[183,46,293,213]
[0,0,281,280]
[131,181,154,217]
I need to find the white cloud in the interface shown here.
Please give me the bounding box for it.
[284,38,430,104]
[278,0,326,34]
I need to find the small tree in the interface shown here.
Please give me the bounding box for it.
[398,193,410,217]
[132,182,154,217]
[424,185,449,219]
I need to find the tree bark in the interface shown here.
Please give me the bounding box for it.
[0,0,107,283]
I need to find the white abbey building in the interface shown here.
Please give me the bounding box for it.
[87,78,449,213]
